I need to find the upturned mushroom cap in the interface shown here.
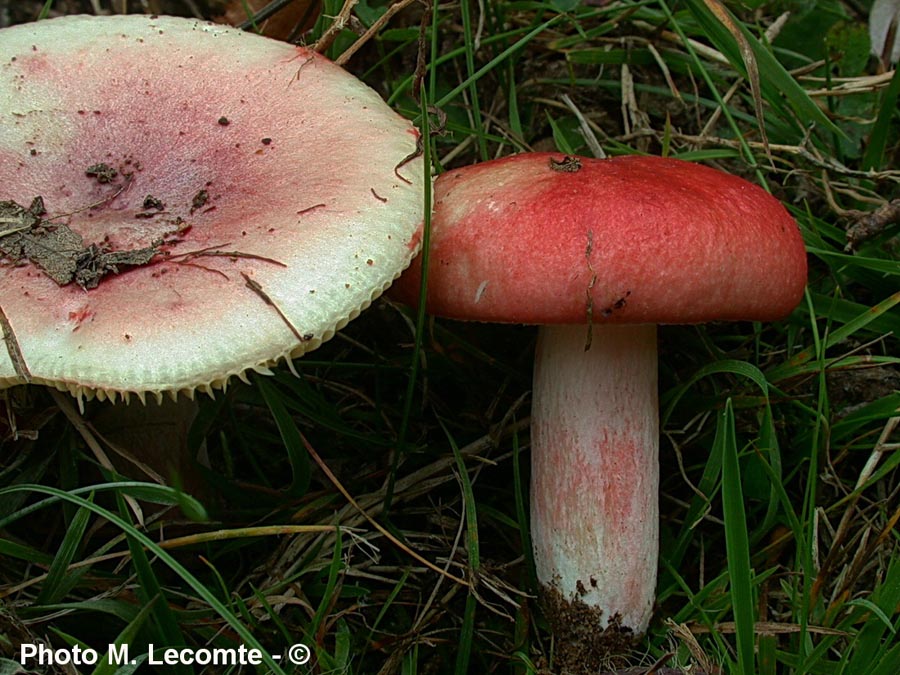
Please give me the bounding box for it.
[0,15,424,402]
[393,153,806,324]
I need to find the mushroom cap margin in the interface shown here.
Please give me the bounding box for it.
[0,15,425,401]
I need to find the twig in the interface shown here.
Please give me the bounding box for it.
[0,525,347,599]
[412,0,433,101]
[335,0,419,66]
[803,70,897,97]
[810,413,900,606]
[45,173,134,223]
[166,243,287,268]
[48,389,149,526]
[844,199,900,251]
[561,94,605,159]
[647,42,683,103]
[312,0,358,54]
[241,272,312,344]
[0,305,30,383]
[688,621,848,637]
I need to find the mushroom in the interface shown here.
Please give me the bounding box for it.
[870,0,900,69]
[0,15,423,481]
[392,152,807,662]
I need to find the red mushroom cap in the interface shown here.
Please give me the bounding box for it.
[0,15,424,402]
[393,153,806,325]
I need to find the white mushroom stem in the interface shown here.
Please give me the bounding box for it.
[531,323,658,636]
[91,396,206,497]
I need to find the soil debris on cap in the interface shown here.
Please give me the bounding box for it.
[1,197,82,285]
[72,242,160,289]
[84,163,118,183]
[549,155,582,172]
[142,195,165,211]
[191,189,210,212]
[136,195,167,219]
[599,292,631,318]
[0,197,166,289]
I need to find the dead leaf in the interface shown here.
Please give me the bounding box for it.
[0,198,163,289]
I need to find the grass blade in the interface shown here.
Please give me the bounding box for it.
[717,400,756,675]
[0,483,288,674]
[90,598,156,675]
[257,376,311,496]
[444,421,479,674]
[34,500,92,605]
[767,290,900,381]
[862,65,900,170]
[114,492,189,675]
[680,0,842,137]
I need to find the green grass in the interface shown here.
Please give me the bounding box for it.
[2,0,899,673]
